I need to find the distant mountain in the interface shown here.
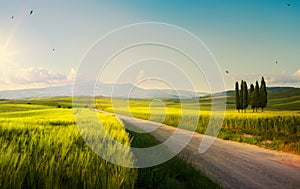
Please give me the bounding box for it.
[0,85,72,99]
[2,83,298,101]
[0,83,208,99]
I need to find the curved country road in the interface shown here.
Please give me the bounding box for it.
[113,113,300,189]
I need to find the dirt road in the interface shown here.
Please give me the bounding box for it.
[116,114,300,189]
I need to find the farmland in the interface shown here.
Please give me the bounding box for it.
[103,107,300,154]
[0,99,218,188]
[0,104,136,188]
[8,89,299,155]
[0,87,299,188]
[94,88,300,154]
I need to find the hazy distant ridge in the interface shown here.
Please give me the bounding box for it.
[0,83,208,99]
[1,83,299,100]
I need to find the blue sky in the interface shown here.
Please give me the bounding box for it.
[0,0,299,92]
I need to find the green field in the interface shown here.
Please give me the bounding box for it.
[0,104,136,188]
[0,99,218,188]
[1,87,299,188]
[93,87,300,154]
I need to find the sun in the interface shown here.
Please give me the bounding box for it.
[0,46,22,68]
[0,48,12,64]
[0,16,26,67]
[0,35,22,88]
[0,37,25,67]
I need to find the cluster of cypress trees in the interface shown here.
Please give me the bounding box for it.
[235,77,267,112]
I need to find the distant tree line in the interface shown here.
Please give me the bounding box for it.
[235,77,267,112]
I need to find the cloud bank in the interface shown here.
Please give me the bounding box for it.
[0,67,76,90]
[232,69,300,87]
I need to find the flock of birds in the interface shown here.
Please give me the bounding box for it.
[9,2,292,75]
[10,10,56,52]
[225,61,280,75]
[224,2,292,75]
[11,10,33,19]
[225,58,280,75]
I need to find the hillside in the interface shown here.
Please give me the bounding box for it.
[1,85,299,111]
[221,87,300,111]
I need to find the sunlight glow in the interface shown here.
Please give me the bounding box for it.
[0,47,12,65]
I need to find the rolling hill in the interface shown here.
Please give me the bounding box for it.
[216,87,300,111]
[1,84,299,110]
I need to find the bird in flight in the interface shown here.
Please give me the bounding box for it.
[275,61,278,64]
[11,16,14,19]
[225,70,229,74]
[29,10,33,15]
[287,3,291,7]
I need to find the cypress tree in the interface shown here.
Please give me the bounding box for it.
[240,80,244,112]
[242,81,249,112]
[260,77,268,112]
[253,81,260,112]
[249,84,255,112]
[235,82,241,112]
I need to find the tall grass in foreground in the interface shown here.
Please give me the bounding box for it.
[0,108,137,189]
[124,121,220,189]
[0,100,221,189]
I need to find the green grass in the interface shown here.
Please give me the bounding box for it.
[0,103,137,188]
[95,97,300,154]
[9,96,300,153]
[0,99,221,188]
[2,92,299,187]
[125,122,220,189]
[268,96,300,110]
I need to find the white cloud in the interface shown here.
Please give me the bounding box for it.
[136,70,145,81]
[0,67,77,90]
[67,68,77,81]
[293,69,300,78]
[12,67,65,84]
[232,69,300,87]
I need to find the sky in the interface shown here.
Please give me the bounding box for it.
[0,0,299,92]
